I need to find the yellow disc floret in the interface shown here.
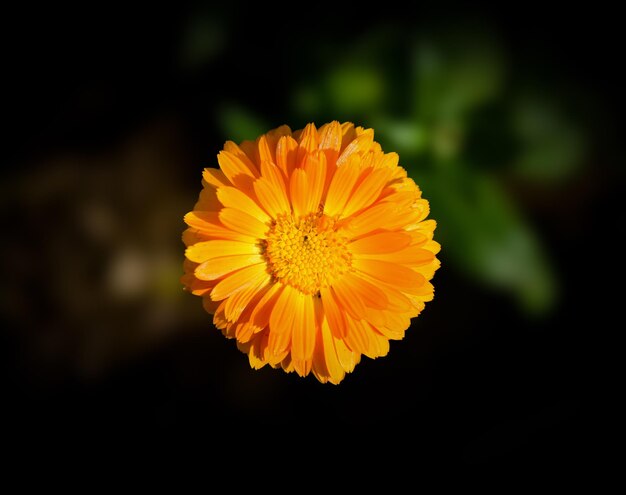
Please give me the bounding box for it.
[263,212,351,294]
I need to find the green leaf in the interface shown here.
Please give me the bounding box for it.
[414,167,558,315]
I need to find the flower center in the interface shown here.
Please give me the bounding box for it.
[263,213,352,295]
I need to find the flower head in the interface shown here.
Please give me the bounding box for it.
[182,122,440,384]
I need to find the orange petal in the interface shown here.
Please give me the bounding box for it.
[223,140,260,174]
[267,329,291,363]
[350,232,412,254]
[184,212,256,243]
[423,239,441,255]
[184,211,219,230]
[364,324,390,358]
[334,333,359,373]
[311,323,330,384]
[336,128,374,166]
[381,286,413,313]
[320,287,348,339]
[324,156,360,217]
[378,312,410,340]
[182,237,207,261]
[182,227,211,246]
[202,168,230,188]
[406,296,427,314]
[318,121,342,153]
[364,307,388,328]
[210,299,228,330]
[353,258,426,294]
[249,282,283,330]
[195,254,264,281]
[260,160,287,192]
[210,263,268,301]
[253,177,291,218]
[194,186,221,211]
[313,319,345,385]
[296,123,319,165]
[332,276,367,321]
[356,245,435,266]
[275,135,298,178]
[182,274,214,296]
[303,152,327,212]
[266,341,290,366]
[219,207,268,239]
[407,230,430,246]
[256,135,273,164]
[390,176,420,193]
[289,168,311,218]
[291,304,317,376]
[380,190,417,209]
[343,202,393,237]
[291,294,315,360]
[225,273,270,322]
[415,199,431,221]
[185,239,259,263]
[264,125,292,163]
[379,152,400,169]
[343,315,370,355]
[238,140,260,166]
[235,282,272,323]
[269,284,300,334]
[280,355,294,373]
[354,271,413,312]
[342,167,394,218]
[355,151,381,169]
[345,202,420,238]
[415,258,441,280]
[183,257,198,273]
[322,337,346,384]
[340,272,388,310]
[201,296,221,315]
[406,280,435,300]
[310,296,327,374]
[217,150,259,184]
[340,122,356,152]
[216,186,271,223]
[235,322,256,344]
[415,219,437,237]
[318,120,342,165]
[247,331,270,369]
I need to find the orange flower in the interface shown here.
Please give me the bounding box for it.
[182,122,440,384]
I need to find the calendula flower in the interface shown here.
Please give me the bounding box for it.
[182,121,440,384]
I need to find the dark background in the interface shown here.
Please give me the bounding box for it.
[2,2,620,466]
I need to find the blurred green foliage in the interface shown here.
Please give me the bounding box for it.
[218,103,269,144]
[216,26,587,316]
[511,94,586,182]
